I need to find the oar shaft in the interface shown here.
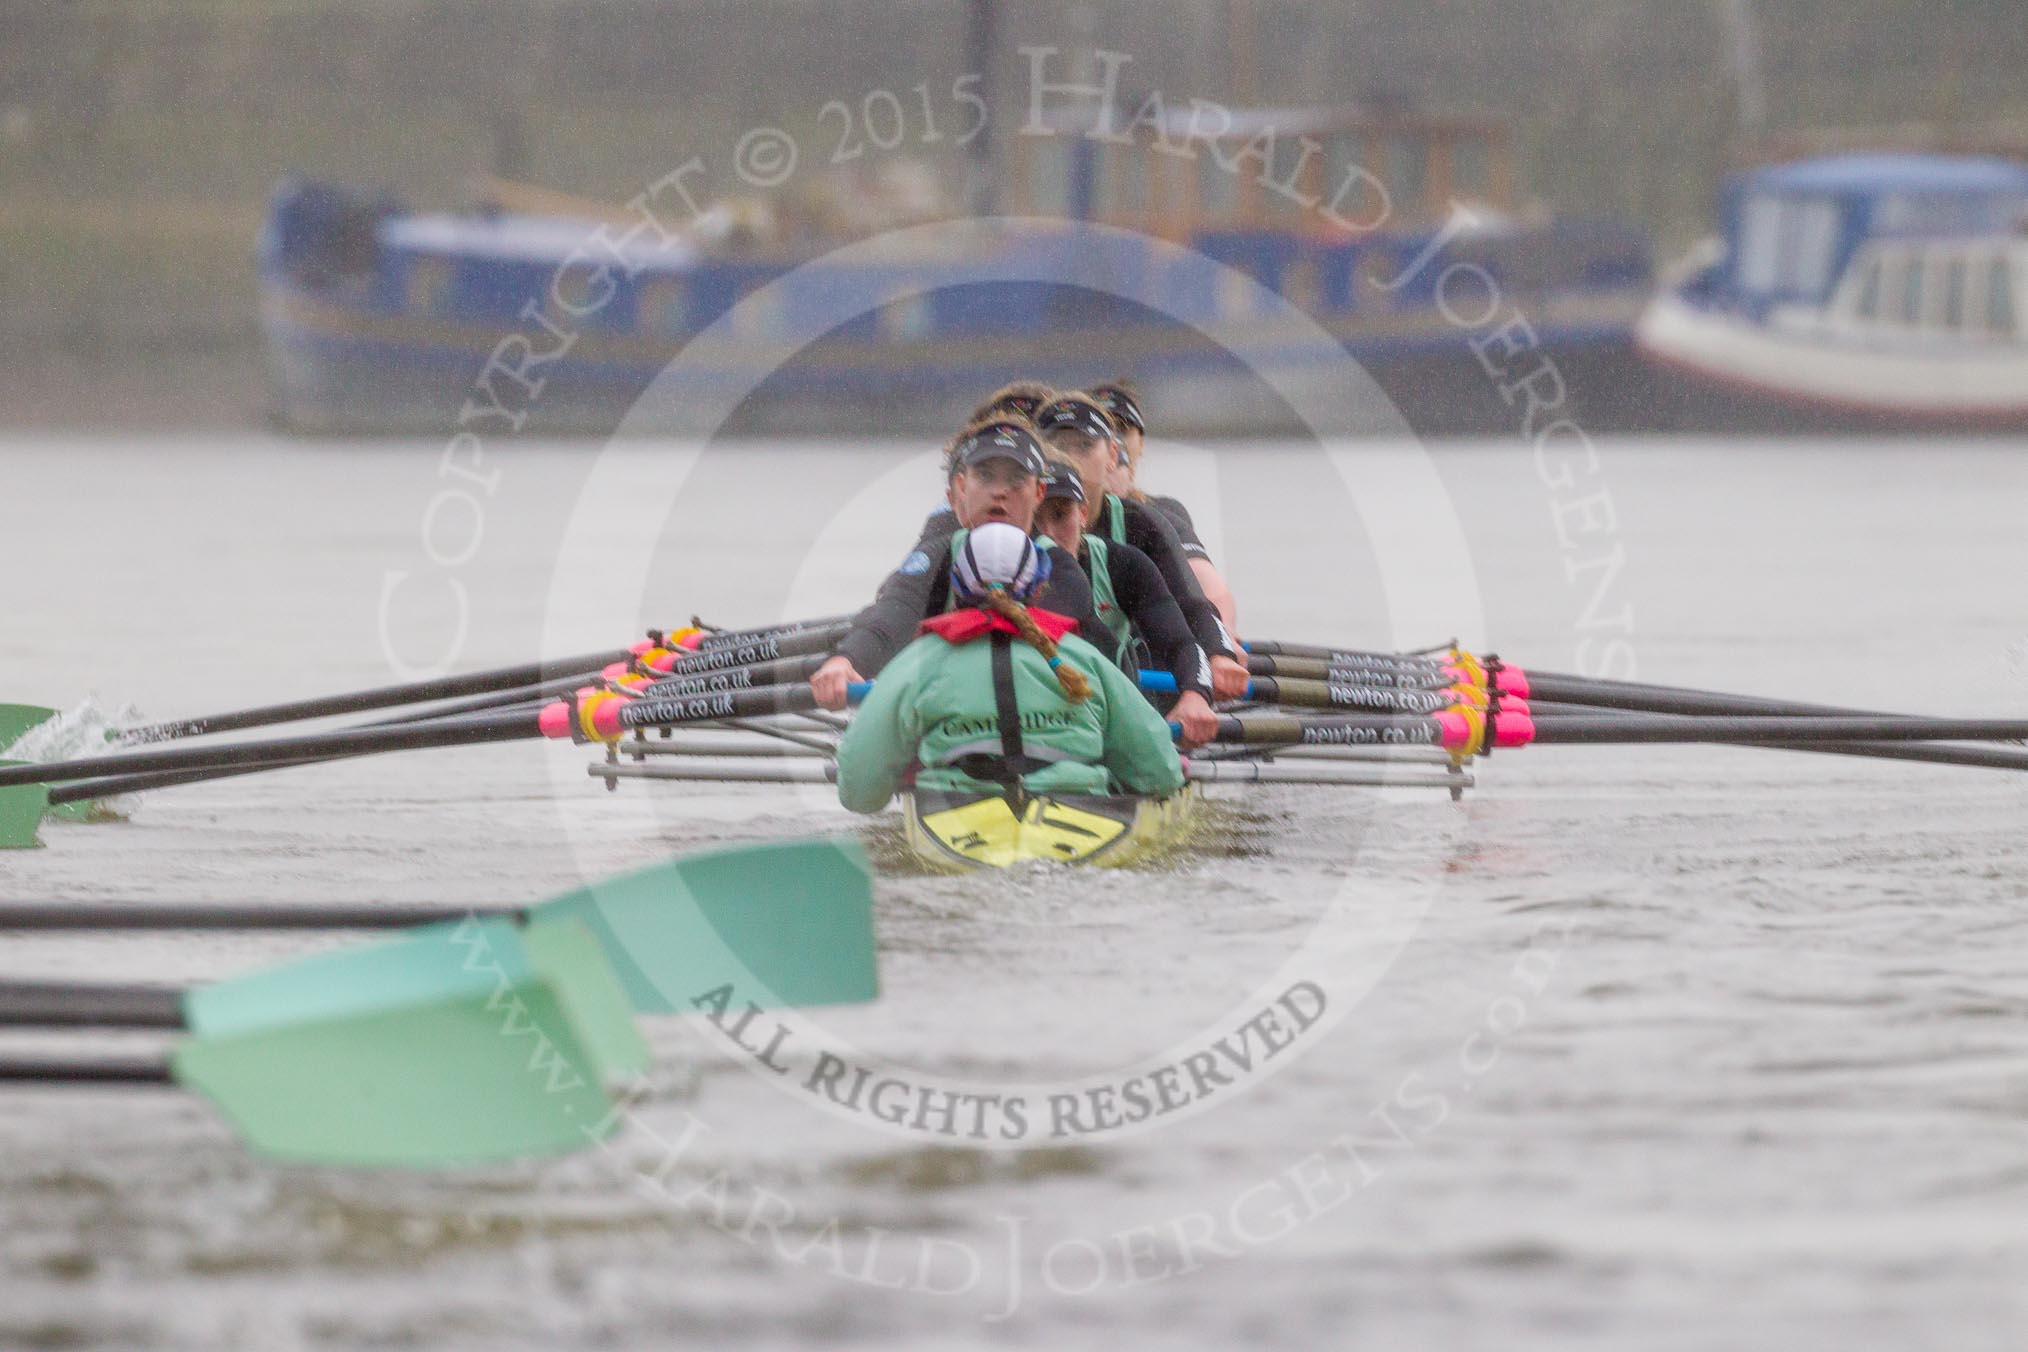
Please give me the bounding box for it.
[47,753,336,805]
[1755,739,2028,771]
[1245,640,1460,674]
[1523,673,1903,719]
[1524,702,2028,772]
[1209,713,1471,750]
[50,691,570,804]
[1246,654,1459,689]
[0,903,481,930]
[0,981,187,1028]
[118,649,629,743]
[1240,675,1490,715]
[368,677,588,727]
[654,626,846,678]
[0,1056,175,1085]
[0,708,540,789]
[632,654,828,699]
[554,680,864,742]
[1143,669,1491,713]
[678,616,851,652]
[1532,715,2028,744]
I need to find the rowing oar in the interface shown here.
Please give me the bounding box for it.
[635,625,847,679]
[0,838,878,1167]
[610,654,829,698]
[0,838,877,1013]
[0,683,866,803]
[0,760,49,849]
[0,915,643,1167]
[1523,707,2028,773]
[0,677,870,848]
[649,615,851,653]
[1241,657,1494,692]
[1204,710,2028,754]
[1137,670,1526,716]
[1190,671,2028,774]
[109,622,840,744]
[0,709,109,826]
[1246,639,2012,725]
[6,616,850,752]
[111,650,639,745]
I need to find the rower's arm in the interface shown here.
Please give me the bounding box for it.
[1109,542,1212,698]
[832,540,948,678]
[1129,505,1242,663]
[1189,557,1239,631]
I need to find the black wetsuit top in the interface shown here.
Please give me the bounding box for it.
[1100,495,1238,664]
[832,511,1107,678]
[1143,494,1211,562]
[1077,535,1212,700]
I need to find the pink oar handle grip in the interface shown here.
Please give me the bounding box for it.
[538,690,630,742]
[1434,709,1536,752]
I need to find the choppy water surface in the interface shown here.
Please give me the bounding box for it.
[3,435,2027,1350]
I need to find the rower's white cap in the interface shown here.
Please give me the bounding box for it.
[951,521,1050,602]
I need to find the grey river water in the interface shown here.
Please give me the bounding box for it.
[2,435,2027,1349]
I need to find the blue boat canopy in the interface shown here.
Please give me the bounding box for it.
[1708,154,2028,312]
[1735,154,2028,198]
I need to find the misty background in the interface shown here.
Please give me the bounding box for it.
[1,0,2023,424]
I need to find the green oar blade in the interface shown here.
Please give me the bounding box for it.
[0,761,48,850]
[0,707,112,823]
[519,920,650,1078]
[532,838,880,1015]
[173,917,642,1167]
[0,705,55,750]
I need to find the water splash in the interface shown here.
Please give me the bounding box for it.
[2,697,148,821]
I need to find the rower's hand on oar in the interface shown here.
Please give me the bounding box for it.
[1171,691,1219,749]
[1210,655,1251,702]
[810,656,864,711]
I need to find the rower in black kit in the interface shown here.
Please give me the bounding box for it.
[1031,459,1213,702]
[1032,394,1252,700]
[808,416,1108,707]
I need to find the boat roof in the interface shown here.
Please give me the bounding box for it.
[1031,102,1499,140]
[1738,154,2028,197]
[381,212,699,266]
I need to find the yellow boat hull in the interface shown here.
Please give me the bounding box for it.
[901,785,1199,872]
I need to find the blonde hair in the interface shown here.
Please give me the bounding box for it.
[968,380,1057,425]
[980,585,1091,703]
[1087,379,1146,500]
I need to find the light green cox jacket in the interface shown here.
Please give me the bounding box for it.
[834,612,1185,814]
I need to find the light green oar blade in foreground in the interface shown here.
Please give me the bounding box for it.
[172,916,648,1168]
[533,838,880,1014]
[0,761,49,850]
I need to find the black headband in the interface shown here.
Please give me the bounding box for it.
[1088,385,1145,433]
[953,421,1048,477]
[1035,398,1118,442]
